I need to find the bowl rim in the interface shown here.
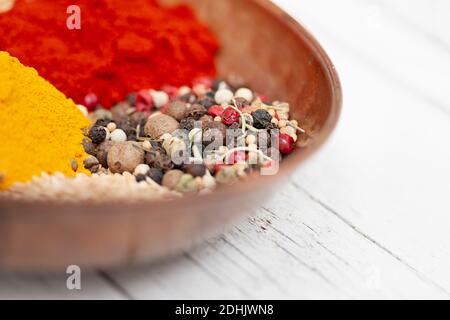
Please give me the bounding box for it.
[0,0,342,211]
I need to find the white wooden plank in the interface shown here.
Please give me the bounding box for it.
[108,184,447,299]
[273,0,450,292]
[377,0,450,50]
[276,0,450,115]
[0,271,125,300]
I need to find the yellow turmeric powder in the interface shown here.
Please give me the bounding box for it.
[0,51,91,190]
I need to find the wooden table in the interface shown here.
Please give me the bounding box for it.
[1,0,449,299]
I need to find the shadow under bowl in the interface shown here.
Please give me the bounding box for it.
[0,0,342,271]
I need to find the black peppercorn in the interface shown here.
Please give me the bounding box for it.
[180,93,197,104]
[199,115,214,129]
[227,123,245,148]
[118,118,138,138]
[145,149,174,171]
[135,174,147,183]
[111,102,130,124]
[180,117,196,132]
[94,118,112,127]
[233,97,249,109]
[89,125,107,144]
[205,91,215,99]
[197,97,215,109]
[185,104,207,120]
[203,121,227,146]
[126,92,137,106]
[148,168,164,185]
[183,164,207,177]
[252,109,273,129]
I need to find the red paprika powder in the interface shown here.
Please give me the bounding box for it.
[0,0,219,108]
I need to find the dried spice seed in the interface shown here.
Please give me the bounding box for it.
[1,77,305,200]
[107,122,117,133]
[235,88,253,102]
[166,101,188,121]
[222,107,240,126]
[203,121,227,146]
[148,167,164,185]
[233,97,250,109]
[110,129,127,142]
[89,125,107,144]
[135,174,147,183]
[82,138,96,156]
[144,114,180,139]
[208,105,225,118]
[198,96,216,109]
[180,117,197,132]
[118,118,138,138]
[180,93,197,104]
[215,89,234,105]
[215,166,239,185]
[134,164,151,176]
[145,149,174,171]
[136,90,154,113]
[175,174,198,193]
[183,164,207,177]
[125,93,137,106]
[162,169,184,190]
[185,104,207,120]
[252,109,273,129]
[107,142,144,174]
[96,141,114,167]
[71,159,78,172]
[94,118,113,128]
[83,155,100,173]
[199,115,214,129]
[279,133,295,155]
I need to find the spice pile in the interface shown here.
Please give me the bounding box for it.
[41,79,299,196]
[0,51,90,190]
[2,77,306,201]
[0,0,218,108]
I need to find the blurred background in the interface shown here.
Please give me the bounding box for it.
[1,0,449,300]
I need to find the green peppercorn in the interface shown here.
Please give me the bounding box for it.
[83,155,100,173]
[175,174,198,193]
[82,138,96,156]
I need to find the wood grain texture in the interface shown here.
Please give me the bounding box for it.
[0,0,449,299]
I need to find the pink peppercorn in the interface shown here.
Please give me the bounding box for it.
[161,85,178,99]
[136,89,154,112]
[208,105,225,117]
[222,107,240,126]
[226,151,247,164]
[213,163,227,173]
[84,93,99,110]
[279,133,295,155]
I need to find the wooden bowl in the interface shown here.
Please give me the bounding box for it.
[0,0,341,271]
